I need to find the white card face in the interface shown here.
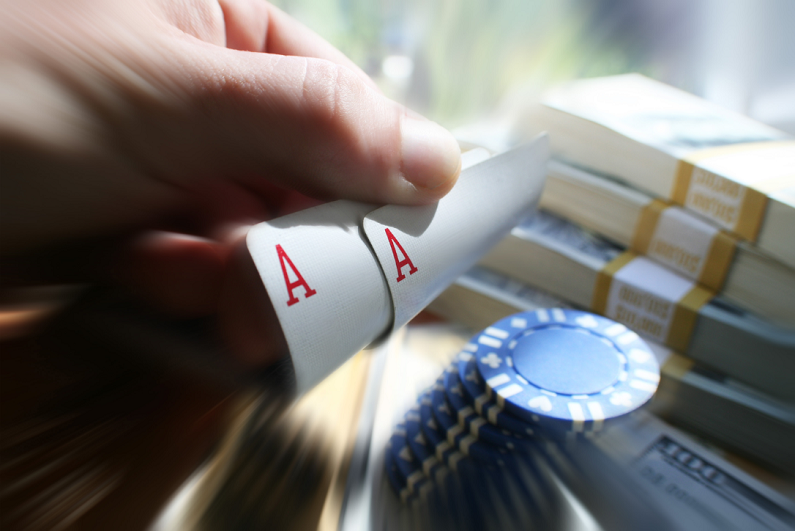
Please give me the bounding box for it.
[247,200,391,393]
[460,147,492,169]
[363,135,549,331]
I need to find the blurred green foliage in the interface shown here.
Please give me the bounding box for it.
[271,0,659,127]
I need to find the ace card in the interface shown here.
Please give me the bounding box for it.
[363,136,549,330]
[246,136,548,394]
[247,200,392,393]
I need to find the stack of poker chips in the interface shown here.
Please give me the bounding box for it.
[384,308,661,528]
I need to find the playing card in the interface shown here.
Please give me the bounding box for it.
[460,146,493,168]
[247,200,391,393]
[246,139,547,394]
[363,135,549,331]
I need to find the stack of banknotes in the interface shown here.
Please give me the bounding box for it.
[436,74,795,476]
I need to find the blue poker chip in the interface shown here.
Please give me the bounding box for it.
[445,363,553,518]
[419,383,495,475]
[390,423,430,499]
[474,309,660,435]
[388,425,411,480]
[419,389,463,472]
[444,361,536,453]
[384,447,410,502]
[405,397,448,485]
[431,377,514,466]
[444,452,545,529]
[458,355,537,438]
[418,387,496,527]
[418,385,547,528]
[506,445,557,520]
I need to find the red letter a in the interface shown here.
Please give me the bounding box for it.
[385,228,418,282]
[276,244,317,306]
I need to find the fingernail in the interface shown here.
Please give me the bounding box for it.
[400,116,462,191]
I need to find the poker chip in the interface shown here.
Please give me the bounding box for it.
[419,388,464,471]
[384,447,411,502]
[385,307,662,522]
[442,362,553,515]
[389,425,427,494]
[458,355,537,437]
[418,387,502,525]
[431,377,513,465]
[419,382,500,474]
[405,396,448,485]
[444,361,536,453]
[474,309,660,435]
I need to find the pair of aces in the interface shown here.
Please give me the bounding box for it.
[248,136,548,393]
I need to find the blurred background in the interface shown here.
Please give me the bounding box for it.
[3,1,794,530]
[272,0,795,134]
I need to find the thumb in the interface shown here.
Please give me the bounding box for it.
[162,39,462,205]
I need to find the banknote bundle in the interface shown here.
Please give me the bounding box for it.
[541,160,795,330]
[479,212,795,402]
[429,265,795,474]
[527,74,795,269]
[515,74,795,400]
[431,75,795,479]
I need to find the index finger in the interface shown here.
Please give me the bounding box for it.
[218,0,378,90]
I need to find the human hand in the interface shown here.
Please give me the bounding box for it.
[1,0,462,363]
[1,3,461,528]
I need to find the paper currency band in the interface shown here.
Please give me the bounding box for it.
[671,141,795,242]
[592,252,713,353]
[631,199,737,292]
[659,352,695,380]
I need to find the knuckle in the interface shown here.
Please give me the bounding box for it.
[302,59,359,127]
